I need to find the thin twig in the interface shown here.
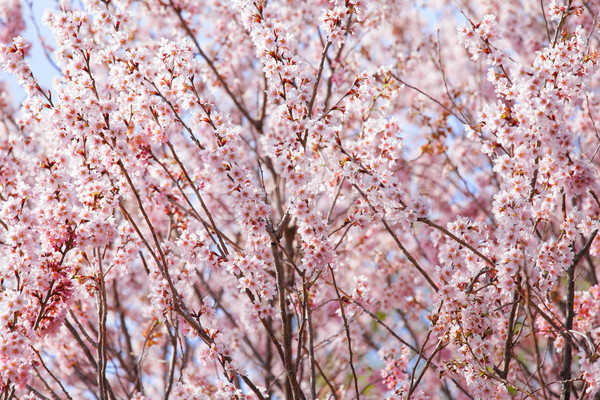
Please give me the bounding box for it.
[307,42,332,118]
[328,264,360,400]
[31,347,74,400]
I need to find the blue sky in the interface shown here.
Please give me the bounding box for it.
[3,1,56,103]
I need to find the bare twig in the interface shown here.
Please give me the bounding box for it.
[307,42,332,118]
[328,264,360,400]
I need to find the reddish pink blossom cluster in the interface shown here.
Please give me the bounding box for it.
[1,0,600,399]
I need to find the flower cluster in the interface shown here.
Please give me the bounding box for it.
[1,0,600,399]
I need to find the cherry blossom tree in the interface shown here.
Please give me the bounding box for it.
[1,0,600,398]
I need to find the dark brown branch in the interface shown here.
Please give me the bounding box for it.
[270,236,304,400]
[561,230,598,400]
[164,321,178,400]
[302,274,317,400]
[499,290,519,379]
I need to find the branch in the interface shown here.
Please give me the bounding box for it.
[352,184,439,292]
[94,248,114,400]
[560,229,598,400]
[164,321,178,400]
[498,290,520,379]
[390,72,467,125]
[417,217,495,269]
[169,1,261,131]
[31,347,74,400]
[328,265,360,400]
[301,274,317,400]
[408,339,445,398]
[307,41,332,119]
[166,142,229,257]
[552,0,574,47]
[270,236,304,400]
